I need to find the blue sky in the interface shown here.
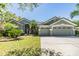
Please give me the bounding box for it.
[8,3,79,22]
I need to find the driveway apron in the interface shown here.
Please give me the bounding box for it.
[40,36,79,56]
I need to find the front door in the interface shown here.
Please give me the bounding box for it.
[25,24,30,34]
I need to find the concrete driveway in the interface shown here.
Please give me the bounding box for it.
[41,36,79,56]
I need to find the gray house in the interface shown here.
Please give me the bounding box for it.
[38,16,78,36]
[11,16,78,36]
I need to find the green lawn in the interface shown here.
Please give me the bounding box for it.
[0,36,40,55]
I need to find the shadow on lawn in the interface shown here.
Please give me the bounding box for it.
[0,37,22,42]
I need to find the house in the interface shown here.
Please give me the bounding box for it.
[38,16,78,36]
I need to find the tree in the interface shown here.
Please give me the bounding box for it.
[0,3,7,31]
[0,3,39,22]
[0,3,39,20]
[0,3,39,36]
[3,11,16,22]
[70,4,79,18]
[29,20,38,35]
[18,3,39,11]
[0,3,39,23]
[73,20,79,26]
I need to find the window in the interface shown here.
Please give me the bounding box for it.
[63,27,65,29]
[58,27,61,29]
[53,27,56,29]
[67,27,71,29]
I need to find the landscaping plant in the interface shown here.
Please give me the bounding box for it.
[75,30,79,36]
[7,28,23,38]
[6,48,63,56]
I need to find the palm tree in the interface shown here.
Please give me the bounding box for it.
[29,20,38,35]
[70,4,79,27]
[70,4,79,18]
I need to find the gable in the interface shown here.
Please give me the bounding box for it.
[18,18,30,25]
[50,19,77,26]
[53,20,72,25]
[41,16,75,25]
[42,16,60,25]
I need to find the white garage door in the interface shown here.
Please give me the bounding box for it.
[39,28,50,36]
[53,27,75,36]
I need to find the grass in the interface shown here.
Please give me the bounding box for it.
[0,36,40,55]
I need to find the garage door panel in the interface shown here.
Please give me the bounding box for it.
[53,30,73,36]
[39,29,50,36]
[53,27,74,36]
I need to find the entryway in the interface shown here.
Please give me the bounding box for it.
[25,24,30,34]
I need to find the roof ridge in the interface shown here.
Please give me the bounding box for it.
[42,16,61,25]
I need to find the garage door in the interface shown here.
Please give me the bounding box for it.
[39,28,50,36]
[53,27,75,36]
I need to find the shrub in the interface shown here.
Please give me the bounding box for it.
[0,33,3,37]
[3,23,19,37]
[75,30,79,36]
[0,30,4,37]
[3,30,9,36]
[7,28,23,38]
[6,48,63,56]
[4,23,18,30]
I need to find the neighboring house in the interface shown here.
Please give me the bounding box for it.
[38,16,78,36]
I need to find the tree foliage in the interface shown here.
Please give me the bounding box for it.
[0,3,39,37]
[7,28,23,38]
[70,4,79,18]
[4,23,18,30]
[73,20,79,26]
[0,3,39,22]
[18,3,39,11]
[29,20,38,35]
